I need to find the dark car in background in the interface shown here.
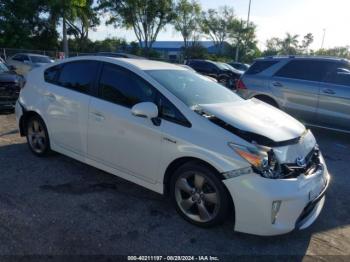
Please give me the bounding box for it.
[236,56,350,132]
[185,59,242,89]
[0,61,24,110]
[228,62,250,71]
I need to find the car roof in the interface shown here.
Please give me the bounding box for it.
[256,55,349,63]
[13,53,49,57]
[62,56,187,71]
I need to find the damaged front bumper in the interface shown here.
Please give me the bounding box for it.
[223,153,330,236]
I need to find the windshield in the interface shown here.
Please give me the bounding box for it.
[30,56,51,63]
[0,62,9,73]
[147,69,242,107]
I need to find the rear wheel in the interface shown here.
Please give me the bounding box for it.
[170,162,230,227]
[26,115,51,157]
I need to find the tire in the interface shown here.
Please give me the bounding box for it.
[170,161,230,227]
[26,115,51,157]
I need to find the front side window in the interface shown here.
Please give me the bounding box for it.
[326,64,350,86]
[157,94,191,127]
[12,55,23,62]
[30,56,51,64]
[245,60,278,75]
[98,63,156,108]
[147,69,241,107]
[275,60,337,82]
[57,61,98,94]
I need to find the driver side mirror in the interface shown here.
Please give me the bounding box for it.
[131,102,159,119]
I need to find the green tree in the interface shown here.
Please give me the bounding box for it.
[315,46,350,59]
[263,32,314,56]
[200,6,238,53]
[280,33,299,54]
[0,0,59,50]
[172,0,201,49]
[66,0,100,52]
[99,0,175,56]
[299,33,314,53]
[48,0,87,56]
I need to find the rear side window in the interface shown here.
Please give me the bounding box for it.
[44,65,61,84]
[245,60,278,75]
[98,63,156,108]
[275,60,336,82]
[57,61,99,94]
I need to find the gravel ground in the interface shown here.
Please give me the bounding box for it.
[0,112,349,257]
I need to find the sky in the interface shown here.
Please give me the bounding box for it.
[89,0,350,50]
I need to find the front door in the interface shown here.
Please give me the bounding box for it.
[87,62,162,183]
[270,59,336,125]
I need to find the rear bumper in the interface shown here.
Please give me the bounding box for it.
[223,157,330,236]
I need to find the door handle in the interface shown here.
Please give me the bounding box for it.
[322,88,336,95]
[90,112,105,121]
[272,81,283,87]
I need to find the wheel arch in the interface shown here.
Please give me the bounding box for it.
[163,156,236,221]
[19,110,44,136]
[253,94,280,108]
[163,157,225,196]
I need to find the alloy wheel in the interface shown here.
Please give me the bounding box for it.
[174,172,220,223]
[27,119,47,154]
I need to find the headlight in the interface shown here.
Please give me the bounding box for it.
[228,143,280,178]
[228,143,268,171]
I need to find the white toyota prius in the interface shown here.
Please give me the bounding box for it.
[15,56,330,236]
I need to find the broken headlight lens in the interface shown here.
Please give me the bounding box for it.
[228,143,268,170]
[228,143,280,178]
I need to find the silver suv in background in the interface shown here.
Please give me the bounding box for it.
[236,56,350,133]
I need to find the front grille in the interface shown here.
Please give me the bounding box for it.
[281,147,321,178]
[0,82,20,97]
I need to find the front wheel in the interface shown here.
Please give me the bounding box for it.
[26,115,51,157]
[170,162,230,227]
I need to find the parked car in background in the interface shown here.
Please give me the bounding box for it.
[218,62,244,75]
[186,59,241,89]
[178,64,218,82]
[6,53,53,76]
[228,62,250,71]
[16,56,329,236]
[236,56,350,133]
[0,61,24,110]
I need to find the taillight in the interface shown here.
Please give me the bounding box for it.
[236,79,247,90]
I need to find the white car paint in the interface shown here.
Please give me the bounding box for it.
[16,56,329,236]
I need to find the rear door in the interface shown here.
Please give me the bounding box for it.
[43,60,99,155]
[270,60,333,124]
[318,62,350,131]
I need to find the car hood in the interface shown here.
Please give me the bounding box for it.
[0,72,21,83]
[198,98,306,143]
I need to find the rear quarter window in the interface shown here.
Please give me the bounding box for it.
[44,65,61,84]
[245,60,279,75]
